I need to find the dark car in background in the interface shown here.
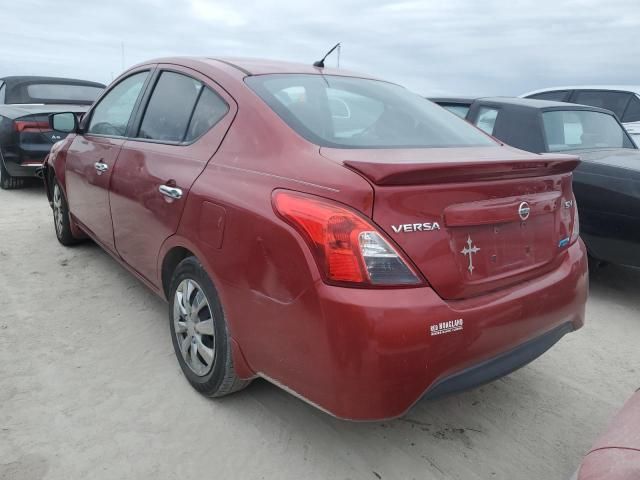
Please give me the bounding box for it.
[0,76,105,189]
[521,86,640,142]
[432,96,640,268]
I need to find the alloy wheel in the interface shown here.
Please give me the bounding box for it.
[53,184,64,238]
[173,279,216,376]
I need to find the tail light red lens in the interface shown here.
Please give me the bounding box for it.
[570,203,580,244]
[273,190,423,287]
[14,120,50,132]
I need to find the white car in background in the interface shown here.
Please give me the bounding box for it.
[521,86,640,142]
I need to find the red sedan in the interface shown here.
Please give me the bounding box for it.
[44,57,588,420]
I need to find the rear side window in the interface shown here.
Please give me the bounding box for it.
[246,74,494,149]
[542,110,634,151]
[0,82,5,104]
[184,87,229,142]
[138,72,202,142]
[527,90,570,102]
[475,107,499,134]
[622,95,640,123]
[88,71,149,136]
[572,90,631,118]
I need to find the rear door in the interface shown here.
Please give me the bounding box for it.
[109,65,235,284]
[65,70,151,250]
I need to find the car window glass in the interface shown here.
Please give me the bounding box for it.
[528,90,569,101]
[0,82,5,103]
[26,83,103,103]
[475,107,499,134]
[442,104,469,118]
[542,110,634,152]
[622,95,640,123]
[88,72,148,136]
[246,74,494,149]
[184,87,229,142]
[572,91,631,118]
[138,72,203,142]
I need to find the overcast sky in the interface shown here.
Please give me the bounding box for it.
[1,0,638,96]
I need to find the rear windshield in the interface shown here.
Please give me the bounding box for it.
[542,110,635,152]
[246,74,495,149]
[23,83,103,104]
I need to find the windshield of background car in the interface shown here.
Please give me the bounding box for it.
[542,110,635,152]
[246,74,496,149]
[24,83,104,104]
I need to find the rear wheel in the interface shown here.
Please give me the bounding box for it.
[52,180,81,246]
[169,256,250,397]
[0,158,25,190]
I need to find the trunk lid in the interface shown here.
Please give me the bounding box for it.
[321,145,580,299]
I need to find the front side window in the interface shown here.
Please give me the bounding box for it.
[572,90,631,118]
[542,110,635,152]
[0,82,5,104]
[87,71,149,136]
[246,74,495,149]
[475,107,499,134]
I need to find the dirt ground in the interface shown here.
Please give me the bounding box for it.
[1,184,638,480]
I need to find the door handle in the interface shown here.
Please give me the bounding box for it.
[94,161,109,174]
[159,185,183,200]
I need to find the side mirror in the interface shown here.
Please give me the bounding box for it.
[49,112,78,133]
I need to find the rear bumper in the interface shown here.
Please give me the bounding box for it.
[272,240,588,420]
[2,153,43,178]
[422,321,573,400]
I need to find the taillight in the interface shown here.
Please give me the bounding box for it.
[14,120,50,132]
[273,190,423,287]
[570,205,580,244]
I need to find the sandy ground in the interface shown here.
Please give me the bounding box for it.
[0,184,638,480]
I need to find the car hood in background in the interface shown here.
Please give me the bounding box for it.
[577,390,640,479]
[565,148,640,173]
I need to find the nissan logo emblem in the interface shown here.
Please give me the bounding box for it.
[518,202,531,221]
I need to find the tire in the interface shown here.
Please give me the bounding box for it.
[51,180,81,246]
[0,157,25,190]
[169,256,250,397]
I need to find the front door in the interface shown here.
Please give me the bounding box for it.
[109,66,235,284]
[65,70,150,250]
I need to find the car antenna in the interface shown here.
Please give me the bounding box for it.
[313,42,341,69]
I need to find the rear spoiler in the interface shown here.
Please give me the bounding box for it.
[344,156,580,186]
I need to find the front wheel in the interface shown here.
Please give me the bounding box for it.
[52,180,81,246]
[169,256,250,397]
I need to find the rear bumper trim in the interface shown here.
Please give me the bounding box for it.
[422,321,574,400]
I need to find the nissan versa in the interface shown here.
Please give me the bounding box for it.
[43,57,588,420]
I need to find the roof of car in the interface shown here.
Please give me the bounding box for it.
[476,96,614,114]
[0,75,105,88]
[431,96,615,114]
[141,56,378,80]
[522,85,640,97]
[429,97,477,104]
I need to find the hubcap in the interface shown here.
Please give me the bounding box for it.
[53,185,64,237]
[173,279,216,376]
